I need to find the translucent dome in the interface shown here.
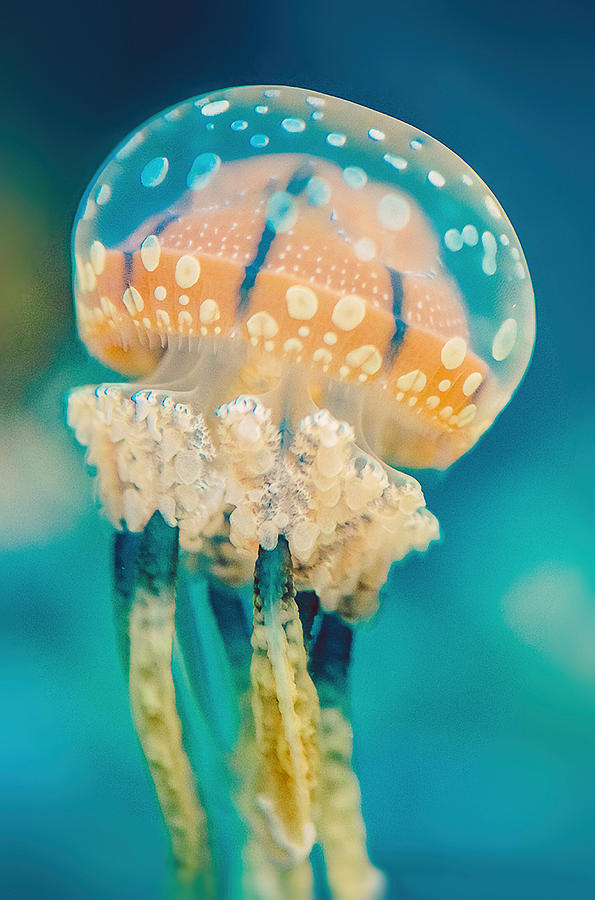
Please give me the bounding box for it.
[73,85,535,470]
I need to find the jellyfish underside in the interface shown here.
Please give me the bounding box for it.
[70,330,431,898]
[67,85,534,899]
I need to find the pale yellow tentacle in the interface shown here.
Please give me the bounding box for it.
[128,585,210,882]
[250,539,320,865]
[318,706,385,900]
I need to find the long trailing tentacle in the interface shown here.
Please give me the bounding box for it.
[311,613,386,900]
[250,536,320,866]
[113,512,211,885]
[175,575,241,755]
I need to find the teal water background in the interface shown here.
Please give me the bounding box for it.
[1,1,594,897]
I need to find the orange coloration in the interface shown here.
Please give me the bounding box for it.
[74,155,441,380]
[246,209,396,380]
[322,169,440,275]
[383,328,489,466]
[400,273,469,340]
[73,152,490,464]
[379,272,488,467]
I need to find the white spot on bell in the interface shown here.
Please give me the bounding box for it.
[492,318,517,361]
[90,241,106,275]
[441,336,467,369]
[463,372,483,396]
[354,237,376,261]
[199,299,220,323]
[246,311,279,339]
[140,158,168,188]
[175,255,200,288]
[457,404,477,426]
[343,166,368,189]
[462,224,479,246]
[266,192,298,233]
[140,234,161,272]
[444,229,464,252]
[383,153,407,171]
[201,99,230,116]
[482,231,498,275]
[281,117,306,133]
[345,345,383,375]
[286,284,318,319]
[187,152,221,190]
[96,184,111,205]
[378,193,410,230]
[331,294,366,331]
[484,195,502,219]
[306,176,330,206]
[397,369,427,392]
[122,285,144,314]
[428,170,446,187]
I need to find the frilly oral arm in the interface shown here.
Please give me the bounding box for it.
[250,536,320,864]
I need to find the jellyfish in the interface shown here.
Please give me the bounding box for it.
[67,86,535,898]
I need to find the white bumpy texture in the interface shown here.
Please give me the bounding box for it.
[68,386,439,620]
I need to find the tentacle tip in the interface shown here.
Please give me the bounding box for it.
[256,793,316,865]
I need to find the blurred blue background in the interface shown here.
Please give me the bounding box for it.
[1,0,594,897]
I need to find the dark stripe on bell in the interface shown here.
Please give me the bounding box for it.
[123,250,134,284]
[236,162,315,315]
[153,213,178,237]
[127,216,176,290]
[389,267,404,321]
[285,161,316,197]
[384,266,408,369]
[236,224,276,314]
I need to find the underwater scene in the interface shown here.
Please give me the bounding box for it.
[1,2,594,899]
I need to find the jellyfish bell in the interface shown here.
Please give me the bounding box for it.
[67,85,535,895]
[72,86,534,470]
